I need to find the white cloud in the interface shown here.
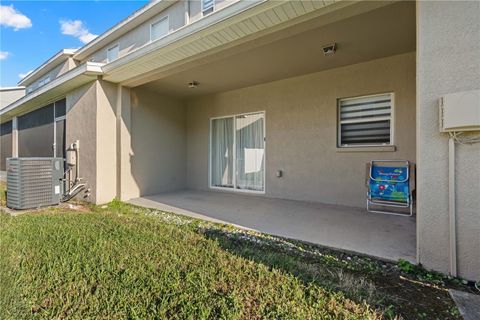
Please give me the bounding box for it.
[19,70,33,79]
[0,51,9,60]
[0,5,32,30]
[60,19,97,44]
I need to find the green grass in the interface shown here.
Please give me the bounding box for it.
[0,200,463,319]
[0,181,5,207]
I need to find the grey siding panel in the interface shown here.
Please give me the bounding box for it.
[1,121,12,171]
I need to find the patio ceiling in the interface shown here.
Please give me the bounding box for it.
[139,1,415,98]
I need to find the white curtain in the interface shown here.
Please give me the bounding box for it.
[211,118,233,188]
[235,113,264,191]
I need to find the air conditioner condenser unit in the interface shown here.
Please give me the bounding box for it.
[6,158,64,210]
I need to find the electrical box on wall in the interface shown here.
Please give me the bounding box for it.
[439,89,480,132]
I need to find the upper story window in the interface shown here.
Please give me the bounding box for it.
[107,44,119,62]
[337,93,394,147]
[38,75,51,87]
[150,16,169,41]
[202,0,215,16]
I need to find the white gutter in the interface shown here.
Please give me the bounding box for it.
[1,62,103,118]
[18,49,77,86]
[0,86,25,91]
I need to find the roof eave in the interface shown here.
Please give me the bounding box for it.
[18,49,77,87]
[3,62,104,121]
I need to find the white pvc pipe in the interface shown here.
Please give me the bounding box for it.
[448,136,457,277]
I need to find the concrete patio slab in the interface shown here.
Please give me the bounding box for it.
[129,190,416,262]
[449,289,480,320]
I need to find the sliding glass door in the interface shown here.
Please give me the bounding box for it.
[210,112,265,193]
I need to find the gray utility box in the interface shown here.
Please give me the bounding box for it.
[6,158,64,210]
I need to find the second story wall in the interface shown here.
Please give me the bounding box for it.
[84,1,187,64]
[81,0,239,65]
[26,58,78,94]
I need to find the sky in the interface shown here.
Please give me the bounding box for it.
[0,0,149,87]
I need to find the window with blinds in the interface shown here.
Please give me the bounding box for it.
[338,93,393,147]
[202,0,214,15]
[150,16,169,41]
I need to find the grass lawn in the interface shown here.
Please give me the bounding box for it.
[0,191,470,319]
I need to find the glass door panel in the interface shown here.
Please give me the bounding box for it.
[211,117,234,188]
[235,113,265,191]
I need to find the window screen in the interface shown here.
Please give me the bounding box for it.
[202,0,214,15]
[338,93,393,146]
[55,98,66,118]
[18,104,55,157]
[151,17,169,41]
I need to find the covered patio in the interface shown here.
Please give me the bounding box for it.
[118,1,418,264]
[129,190,416,262]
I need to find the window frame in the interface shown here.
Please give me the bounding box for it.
[337,92,395,148]
[106,43,120,63]
[209,111,266,194]
[150,15,170,42]
[202,0,215,16]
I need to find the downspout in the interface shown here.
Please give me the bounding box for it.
[12,116,18,157]
[448,135,457,277]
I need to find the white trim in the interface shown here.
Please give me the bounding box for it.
[209,111,266,195]
[337,92,395,148]
[1,62,104,118]
[0,86,25,91]
[107,43,120,63]
[150,15,170,42]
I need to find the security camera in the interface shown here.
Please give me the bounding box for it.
[322,43,336,56]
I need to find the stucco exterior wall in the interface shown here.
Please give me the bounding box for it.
[26,59,72,93]
[417,1,480,281]
[66,81,98,203]
[185,52,416,207]
[125,86,186,198]
[85,1,186,64]
[96,80,118,204]
[0,88,25,109]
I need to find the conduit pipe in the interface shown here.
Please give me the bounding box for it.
[448,136,457,277]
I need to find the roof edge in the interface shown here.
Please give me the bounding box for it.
[73,0,173,61]
[18,49,77,87]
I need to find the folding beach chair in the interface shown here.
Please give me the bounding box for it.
[366,160,415,216]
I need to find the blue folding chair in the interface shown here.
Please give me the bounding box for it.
[366,160,414,216]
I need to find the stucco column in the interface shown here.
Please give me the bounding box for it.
[12,116,18,157]
[115,84,134,201]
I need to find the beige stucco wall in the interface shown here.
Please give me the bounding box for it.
[417,1,480,281]
[96,80,118,204]
[124,86,186,198]
[66,80,119,204]
[66,81,98,203]
[185,52,416,207]
[0,88,25,109]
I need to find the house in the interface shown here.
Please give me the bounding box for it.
[0,0,479,281]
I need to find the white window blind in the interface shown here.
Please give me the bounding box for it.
[338,93,393,146]
[107,45,119,62]
[151,17,169,41]
[202,0,214,15]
